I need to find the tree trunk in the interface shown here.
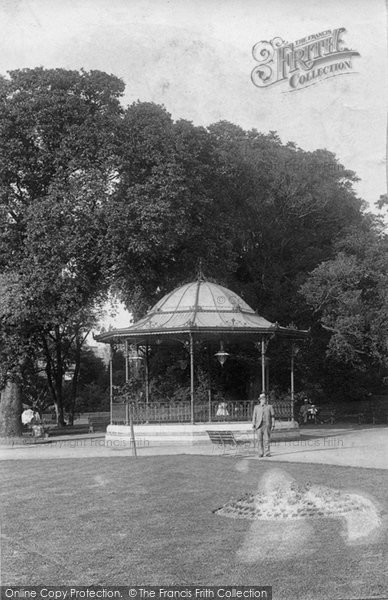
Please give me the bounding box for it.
[54,325,65,426]
[0,379,22,437]
[53,402,65,427]
[42,330,66,427]
[46,371,65,427]
[68,339,82,426]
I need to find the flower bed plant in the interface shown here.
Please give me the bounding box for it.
[214,480,379,522]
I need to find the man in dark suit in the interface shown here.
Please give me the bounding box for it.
[252,393,275,457]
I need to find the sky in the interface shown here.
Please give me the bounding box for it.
[0,0,387,327]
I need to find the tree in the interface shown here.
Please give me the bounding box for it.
[105,107,368,400]
[0,274,28,436]
[106,104,245,317]
[0,78,372,426]
[300,218,388,399]
[104,106,365,328]
[0,68,124,430]
[19,356,52,420]
[18,184,110,424]
[62,348,109,415]
[206,122,364,324]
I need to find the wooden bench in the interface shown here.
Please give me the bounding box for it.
[206,430,253,454]
[316,408,336,425]
[363,409,388,425]
[371,409,388,424]
[273,404,293,420]
[47,424,90,437]
[336,412,365,425]
[88,416,111,433]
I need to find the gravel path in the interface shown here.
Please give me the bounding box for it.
[0,425,387,468]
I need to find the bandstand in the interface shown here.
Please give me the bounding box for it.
[95,278,308,445]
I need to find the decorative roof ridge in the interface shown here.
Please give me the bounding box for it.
[190,278,202,325]
[196,259,206,282]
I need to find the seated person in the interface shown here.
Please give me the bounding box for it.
[308,404,318,422]
[299,399,310,424]
[216,401,229,419]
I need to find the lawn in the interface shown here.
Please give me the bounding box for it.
[0,455,387,599]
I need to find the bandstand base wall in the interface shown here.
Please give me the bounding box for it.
[105,420,300,446]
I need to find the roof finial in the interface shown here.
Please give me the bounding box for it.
[196,259,205,281]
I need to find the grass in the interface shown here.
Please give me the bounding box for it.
[0,456,387,599]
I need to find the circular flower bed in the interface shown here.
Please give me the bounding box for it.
[213,480,377,521]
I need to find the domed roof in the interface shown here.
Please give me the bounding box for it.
[96,279,307,344]
[144,280,274,333]
[152,280,257,315]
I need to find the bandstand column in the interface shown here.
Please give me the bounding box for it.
[290,343,296,421]
[109,344,113,424]
[125,340,129,381]
[125,340,129,425]
[189,333,194,424]
[145,343,150,404]
[261,338,266,394]
[144,343,150,423]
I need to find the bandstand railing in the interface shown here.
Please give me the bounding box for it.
[111,400,294,425]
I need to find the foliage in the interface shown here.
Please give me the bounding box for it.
[0,70,380,417]
[61,348,109,414]
[106,105,243,317]
[0,273,36,385]
[20,360,52,416]
[0,68,124,428]
[115,376,144,405]
[105,106,370,400]
[300,219,388,399]
[207,123,364,325]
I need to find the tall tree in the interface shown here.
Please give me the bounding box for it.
[0,274,28,436]
[106,104,241,316]
[0,68,124,429]
[104,108,368,400]
[300,217,388,399]
[207,122,364,324]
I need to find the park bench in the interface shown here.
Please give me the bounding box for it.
[47,424,90,437]
[206,430,253,454]
[371,409,388,424]
[316,408,336,425]
[22,425,35,437]
[88,416,111,433]
[336,411,365,425]
[363,408,388,425]
[273,403,293,420]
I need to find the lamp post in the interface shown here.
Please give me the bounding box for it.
[144,344,150,422]
[126,343,144,457]
[261,339,266,394]
[109,344,113,425]
[189,333,194,424]
[265,357,270,394]
[290,343,299,421]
